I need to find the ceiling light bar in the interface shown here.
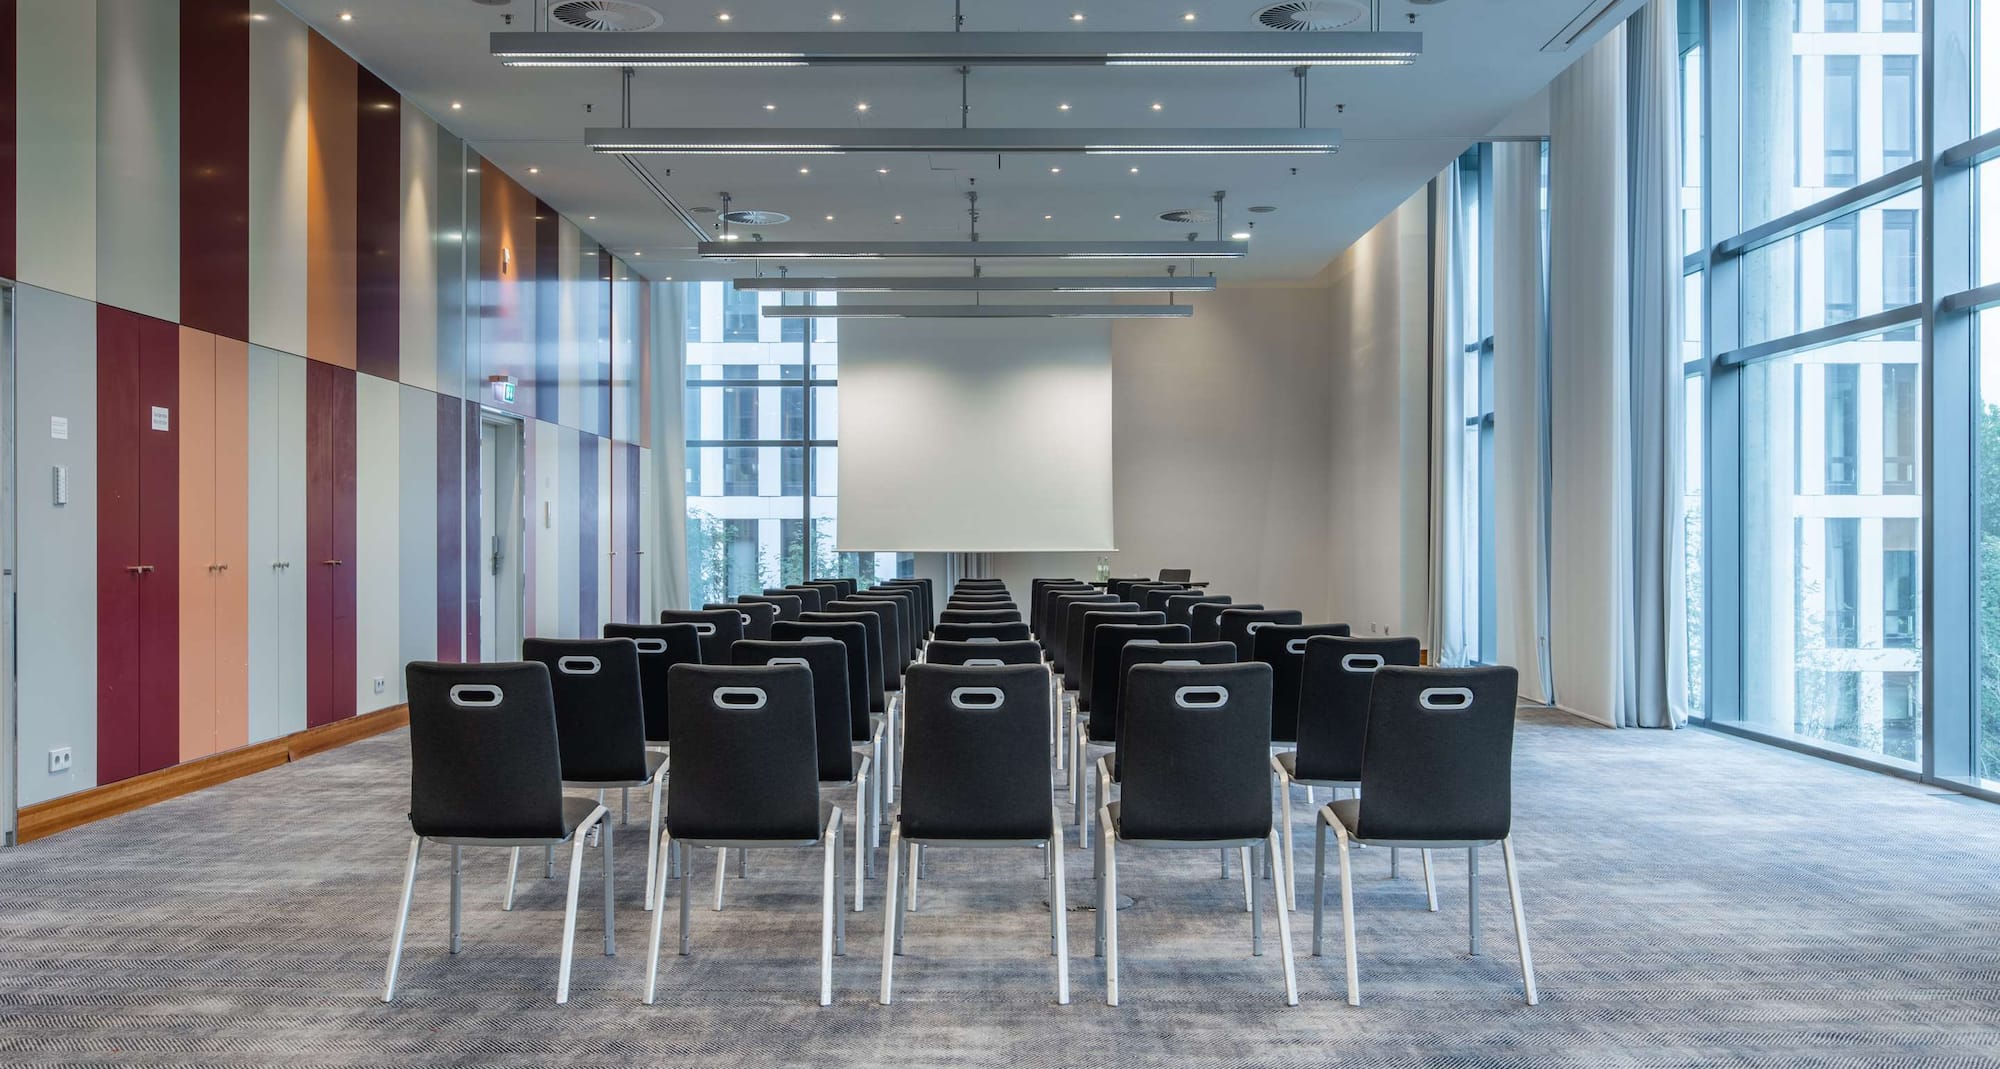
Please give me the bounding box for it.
[732,275,1219,293]
[758,303,1195,319]
[492,31,1420,68]
[589,127,1338,156]
[700,240,1248,260]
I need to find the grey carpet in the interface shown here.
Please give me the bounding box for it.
[3,710,2000,1067]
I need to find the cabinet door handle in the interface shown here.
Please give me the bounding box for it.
[126,564,154,575]
[273,561,292,570]
[216,562,229,573]
[322,559,344,567]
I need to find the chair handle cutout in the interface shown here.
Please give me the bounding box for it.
[951,686,1005,710]
[769,656,810,669]
[1419,686,1474,710]
[1341,653,1386,673]
[1175,686,1228,709]
[965,658,1003,667]
[1245,621,1271,634]
[633,638,668,654]
[1285,637,1310,654]
[557,656,601,675]
[714,687,767,710]
[738,612,753,626]
[1163,659,1202,667]
[967,636,1000,644]
[448,684,503,708]
[693,623,717,635]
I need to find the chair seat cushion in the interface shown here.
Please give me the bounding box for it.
[560,796,605,839]
[1328,797,1361,837]
[1104,800,1258,846]
[643,749,669,782]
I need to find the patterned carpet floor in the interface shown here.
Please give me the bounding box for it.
[3,709,2000,1067]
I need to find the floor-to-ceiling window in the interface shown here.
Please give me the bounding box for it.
[1683,0,1708,714]
[1452,146,1499,664]
[682,281,912,606]
[1693,0,1999,795]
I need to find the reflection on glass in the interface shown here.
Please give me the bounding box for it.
[1739,328,1924,765]
[1739,1,1922,228]
[1684,372,1705,715]
[1740,190,1922,346]
[1980,160,2000,288]
[1682,44,1704,255]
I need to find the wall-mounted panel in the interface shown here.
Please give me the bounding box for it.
[180,0,250,341]
[305,30,355,369]
[0,0,18,282]
[533,201,560,424]
[246,344,307,743]
[16,287,98,804]
[355,372,401,709]
[397,385,439,672]
[96,0,180,323]
[555,426,580,637]
[556,220,583,431]
[177,328,217,760]
[211,337,249,751]
[355,68,398,381]
[462,398,480,659]
[17,0,97,299]
[478,161,535,420]
[434,393,462,660]
[305,360,355,725]
[247,0,308,355]
[530,419,560,638]
[397,108,437,392]
[578,432,599,636]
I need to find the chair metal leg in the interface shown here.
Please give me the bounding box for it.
[382,834,423,1003]
[1099,807,1118,1006]
[679,844,694,956]
[853,763,871,912]
[896,838,915,954]
[546,844,555,880]
[1391,846,1400,880]
[1311,814,1327,957]
[1423,849,1438,912]
[1050,808,1070,1005]
[1251,842,1263,957]
[1275,762,1297,912]
[1500,836,1539,1005]
[644,774,664,912]
[879,822,903,1004]
[1239,846,1253,912]
[738,848,748,878]
[556,811,601,1005]
[504,846,521,912]
[713,849,728,911]
[1093,814,1105,958]
[835,818,848,958]
[1268,830,1299,1006]
[908,844,923,911]
[449,846,464,955]
[622,787,630,825]
[1220,848,1230,879]
[1332,820,1359,1006]
[643,831,674,1004]
[602,819,616,958]
[1468,847,1481,956]
[821,810,839,1007]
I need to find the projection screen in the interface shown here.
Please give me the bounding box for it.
[834,308,1115,553]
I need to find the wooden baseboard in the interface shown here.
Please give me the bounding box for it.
[16,705,409,845]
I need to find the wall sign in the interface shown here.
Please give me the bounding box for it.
[150,406,170,432]
[49,416,67,440]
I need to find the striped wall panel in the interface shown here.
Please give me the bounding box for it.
[530,419,561,640]
[433,394,463,661]
[17,0,97,298]
[397,108,437,393]
[578,432,598,636]
[245,344,307,744]
[247,0,308,356]
[354,373,401,710]
[304,29,354,369]
[354,69,399,381]
[0,0,16,282]
[180,0,249,341]
[96,0,180,323]
[462,399,480,660]
[396,386,440,673]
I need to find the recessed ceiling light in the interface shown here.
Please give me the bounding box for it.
[1058,102,1072,111]
[856,101,870,111]
[634,250,643,256]
[1070,12,1086,22]
[1183,11,1197,21]
[450,101,463,110]
[665,276,673,280]
[466,167,478,174]
[876,167,890,174]
[338,11,353,21]
[1129,166,1140,173]
[829,11,844,21]
[894,213,904,221]
[1050,166,1062,173]
[826,214,836,221]
[249,12,267,21]
[799,166,811,174]
[527,166,539,174]
[1044,214,1054,220]
[587,215,597,220]
[1231,231,1251,240]
[1113,214,1122,220]
[764,103,777,111]
[1150,102,1163,111]
[716,11,731,21]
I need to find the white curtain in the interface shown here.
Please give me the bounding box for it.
[1425,165,1472,666]
[1492,141,1553,703]
[651,281,692,613]
[1621,0,1688,728]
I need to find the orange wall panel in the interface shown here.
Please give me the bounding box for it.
[178,328,218,762]
[305,32,356,369]
[213,337,251,752]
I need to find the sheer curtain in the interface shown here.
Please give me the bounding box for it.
[1492,140,1553,703]
[1621,0,1688,728]
[651,281,691,613]
[1425,165,1472,666]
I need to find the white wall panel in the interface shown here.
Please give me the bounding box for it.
[355,373,403,710]
[94,0,179,322]
[248,0,309,357]
[246,345,308,742]
[398,108,439,392]
[398,386,440,671]
[16,0,98,299]
[530,419,561,639]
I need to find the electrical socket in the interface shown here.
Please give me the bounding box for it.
[48,747,72,774]
[373,676,387,695]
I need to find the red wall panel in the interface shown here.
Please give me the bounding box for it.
[354,67,399,380]
[435,396,462,662]
[179,0,251,340]
[97,309,143,784]
[0,0,17,281]
[306,361,356,726]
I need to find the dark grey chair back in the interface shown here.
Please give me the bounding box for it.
[1033,580,1094,636]
[1158,568,1193,583]
[604,622,703,743]
[706,601,777,642]
[405,661,567,840]
[801,581,845,609]
[853,589,920,660]
[1047,592,1117,672]
[1085,623,1188,740]
[1117,663,1274,842]
[782,585,826,613]
[875,579,933,632]
[1251,622,1354,743]
[522,638,650,783]
[825,599,904,688]
[1190,601,1262,642]
[1112,641,1239,779]
[662,608,746,666]
[801,610,887,714]
[922,639,1045,666]
[826,578,858,599]
[1355,665,1519,843]
[773,620,873,744]
[932,621,1032,643]
[665,664,822,842]
[744,592,804,622]
[1141,586,1193,613]
[1105,578,1151,600]
[1063,603,1142,691]
[900,664,1052,841]
[1166,593,1231,627]
[1294,635,1422,782]
[940,607,1023,626]
[734,638,855,783]
[1218,609,1306,663]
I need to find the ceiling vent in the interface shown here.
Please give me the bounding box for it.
[1248,205,1279,214]
[1251,1,1368,31]
[1157,208,1217,224]
[723,209,791,226]
[550,0,664,32]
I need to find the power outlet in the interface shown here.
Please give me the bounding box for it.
[48,747,72,774]
[372,676,387,695]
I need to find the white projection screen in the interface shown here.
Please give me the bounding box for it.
[836,307,1115,553]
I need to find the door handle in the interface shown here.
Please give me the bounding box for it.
[273,561,292,570]
[322,559,344,567]
[126,564,154,575]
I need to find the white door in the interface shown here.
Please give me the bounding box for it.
[479,414,526,659]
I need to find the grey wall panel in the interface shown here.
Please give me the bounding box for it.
[16,0,98,300]
[398,385,440,671]
[247,0,310,357]
[355,374,402,710]
[274,352,309,736]
[556,427,581,638]
[433,132,465,399]
[246,347,281,743]
[15,286,100,805]
[94,0,180,322]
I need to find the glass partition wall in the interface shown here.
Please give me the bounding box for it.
[681,282,912,606]
[1691,0,1999,796]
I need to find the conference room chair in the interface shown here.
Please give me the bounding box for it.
[1274,636,1422,911]
[774,620,886,846]
[1217,608,1306,664]
[803,608,899,806]
[874,579,933,638]
[386,661,612,1005]
[920,639,1045,667]
[1103,578,1151,600]
[955,578,1007,590]
[1031,579,1093,637]
[1158,568,1194,584]
[827,578,859,599]
[880,663,1068,1005]
[603,622,703,885]
[1165,593,1232,627]
[1140,586,1193,614]
[1312,664,1536,1007]
[1056,599,1138,782]
[940,607,1023,626]
[781,584,826,613]
[734,638,872,911]
[662,608,746,667]
[1066,606,1154,821]
[1190,602,1264,643]
[742,592,804,622]
[645,664,847,1008]
[1095,662,1296,1007]
[1072,620,1183,843]
[931,621,1032,644]
[945,598,1017,613]
[1122,583,1183,610]
[853,588,921,662]
[1252,623,1354,745]
[801,581,847,611]
[520,638,668,914]
[706,601,777,642]
[1037,585,1101,649]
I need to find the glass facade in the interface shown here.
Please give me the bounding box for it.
[680,281,912,606]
